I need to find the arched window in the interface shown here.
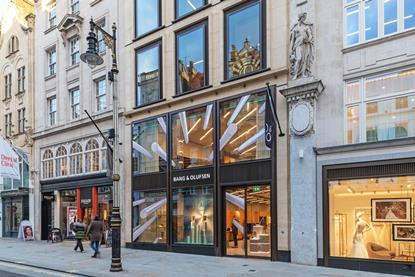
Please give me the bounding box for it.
[42,149,54,179]
[8,36,19,54]
[70,143,83,175]
[55,146,68,177]
[101,140,108,171]
[85,139,99,173]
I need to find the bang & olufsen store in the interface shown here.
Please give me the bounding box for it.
[126,87,289,261]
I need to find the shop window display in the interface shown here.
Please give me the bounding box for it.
[173,186,213,245]
[219,92,270,164]
[329,175,415,262]
[132,190,167,243]
[172,105,213,169]
[132,116,167,174]
[60,190,77,239]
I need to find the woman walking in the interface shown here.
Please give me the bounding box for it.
[73,219,86,252]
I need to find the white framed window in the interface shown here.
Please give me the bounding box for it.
[48,96,57,126]
[17,66,25,93]
[55,146,68,177]
[344,0,415,47]
[4,113,12,138]
[70,0,80,14]
[70,88,80,119]
[96,19,106,54]
[95,77,107,111]
[48,3,57,28]
[17,108,26,134]
[69,36,80,65]
[4,73,12,99]
[47,47,57,76]
[85,139,100,173]
[69,143,83,175]
[42,149,54,179]
[345,67,415,143]
[101,140,108,171]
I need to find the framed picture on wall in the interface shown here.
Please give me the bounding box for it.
[393,224,415,241]
[371,198,412,222]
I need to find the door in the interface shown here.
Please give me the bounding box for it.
[41,197,53,240]
[224,185,271,258]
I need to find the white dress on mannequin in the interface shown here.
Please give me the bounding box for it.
[350,215,370,258]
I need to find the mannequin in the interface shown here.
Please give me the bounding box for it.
[350,212,371,258]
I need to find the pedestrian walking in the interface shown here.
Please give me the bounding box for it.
[85,215,104,258]
[73,219,86,252]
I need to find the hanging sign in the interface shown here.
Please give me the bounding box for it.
[0,136,20,180]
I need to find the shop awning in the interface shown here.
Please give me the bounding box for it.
[0,136,21,180]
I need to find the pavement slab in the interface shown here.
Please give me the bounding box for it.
[0,239,401,277]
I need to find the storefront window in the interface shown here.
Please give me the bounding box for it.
[42,149,54,179]
[329,176,415,262]
[176,22,207,94]
[85,139,100,173]
[98,186,112,227]
[132,190,167,243]
[3,197,24,237]
[132,116,167,174]
[55,146,68,177]
[172,186,214,245]
[60,190,77,239]
[220,92,270,164]
[136,41,162,107]
[171,105,213,169]
[69,143,83,175]
[226,1,263,80]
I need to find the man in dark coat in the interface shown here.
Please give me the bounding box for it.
[73,219,86,252]
[86,216,104,258]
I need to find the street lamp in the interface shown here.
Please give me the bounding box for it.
[81,18,122,272]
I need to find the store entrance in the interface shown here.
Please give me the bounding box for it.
[224,185,271,258]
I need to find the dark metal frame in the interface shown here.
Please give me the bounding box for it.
[129,86,279,259]
[134,38,163,108]
[175,18,209,96]
[223,0,267,81]
[174,0,208,20]
[392,224,415,242]
[371,198,412,223]
[322,158,415,275]
[134,0,162,39]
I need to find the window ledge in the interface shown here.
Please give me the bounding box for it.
[132,25,166,43]
[66,63,80,72]
[2,97,12,103]
[172,4,212,24]
[342,28,415,54]
[89,0,103,7]
[5,50,18,59]
[173,85,213,99]
[44,26,57,35]
[134,98,166,110]
[45,74,56,81]
[221,68,271,85]
[15,91,25,97]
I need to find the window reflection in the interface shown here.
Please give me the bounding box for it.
[132,190,167,244]
[132,117,167,174]
[226,2,262,79]
[365,0,378,40]
[384,0,398,35]
[346,5,360,45]
[135,0,160,37]
[172,105,213,169]
[176,0,206,18]
[220,92,270,164]
[137,42,161,106]
[173,186,214,245]
[177,23,206,94]
[404,0,415,29]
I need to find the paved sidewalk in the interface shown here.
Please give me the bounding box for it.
[0,239,399,277]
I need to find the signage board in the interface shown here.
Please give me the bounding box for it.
[172,167,214,187]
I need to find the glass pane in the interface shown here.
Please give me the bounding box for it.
[346,5,360,46]
[176,0,205,18]
[173,186,214,245]
[347,106,360,144]
[220,92,270,164]
[225,187,246,256]
[365,69,415,99]
[384,0,398,35]
[346,81,360,103]
[136,0,160,37]
[365,0,378,40]
[404,0,415,29]
[329,176,415,262]
[137,43,160,106]
[132,190,167,243]
[132,117,167,174]
[171,105,213,169]
[227,2,261,79]
[177,24,206,94]
[366,95,415,142]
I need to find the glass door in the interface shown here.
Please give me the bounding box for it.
[224,185,271,258]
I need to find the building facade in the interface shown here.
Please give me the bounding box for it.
[0,0,35,238]
[119,0,290,261]
[32,0,121,241]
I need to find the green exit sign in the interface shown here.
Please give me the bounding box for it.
[253,186,261,192]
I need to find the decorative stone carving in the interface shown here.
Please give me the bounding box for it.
[57,14,83,45]
[280,78,324,136]
[290,13,314,80]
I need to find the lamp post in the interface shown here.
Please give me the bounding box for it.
[81,18,122,272]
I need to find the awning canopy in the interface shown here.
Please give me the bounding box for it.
[0,136,21,180]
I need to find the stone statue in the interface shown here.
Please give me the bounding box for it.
[290,13,314,80]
